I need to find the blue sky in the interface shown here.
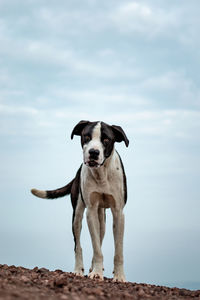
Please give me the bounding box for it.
[0,0,200,290]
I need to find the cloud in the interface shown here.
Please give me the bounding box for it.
[46,88,148,106]
[108,0,200,48]
[0,70,12,87]
[1,0,200,50]
[0,104,38,115]
[100,109,200,139]
[0,0,199,141]
[110,2,179,38]
[0,30,140,80]
[139,71,200,106]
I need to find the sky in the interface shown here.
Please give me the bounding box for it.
[0,0,200,290]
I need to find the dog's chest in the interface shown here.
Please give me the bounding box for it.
[81,153,124,208]
[90,191,115,208]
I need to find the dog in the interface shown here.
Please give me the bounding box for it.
[31,120,129,282]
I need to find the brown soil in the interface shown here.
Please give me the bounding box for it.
[0,264,199,299]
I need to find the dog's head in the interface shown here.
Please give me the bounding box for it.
[71,120,129,168]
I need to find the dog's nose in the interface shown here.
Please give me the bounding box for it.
[89,148,100,159]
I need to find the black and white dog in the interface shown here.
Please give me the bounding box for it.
[31,120,129,282]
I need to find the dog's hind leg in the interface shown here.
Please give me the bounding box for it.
[72,198,85,276]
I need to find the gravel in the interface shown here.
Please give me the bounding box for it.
[0,264,199,299]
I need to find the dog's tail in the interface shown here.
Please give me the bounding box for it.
[31,179,74,199]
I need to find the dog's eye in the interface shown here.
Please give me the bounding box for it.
[84,135,91,142]
[103,138,109,145]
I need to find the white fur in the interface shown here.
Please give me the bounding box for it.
[83,122,105,167]
[31,188,47,199]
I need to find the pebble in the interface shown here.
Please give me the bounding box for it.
[21,275,29,283]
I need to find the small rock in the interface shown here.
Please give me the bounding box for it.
[137,287,150,298]
[43,279,49,286]
[122,291,132,298]
[48,279,55,288]
[21,275,29,283]
[31,273,38,280]
[92,287,104,296]
[179,288,191,297]
[2,264,9,269]
[138,288,145,296]
[11,291,20,297]
[55,275,68,287]
[60,295,68,300]
[55,269,63,274]
[87,296,96,300]
[38,267,49,273]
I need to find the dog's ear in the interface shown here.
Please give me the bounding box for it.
[111,125,129,147]
[71,120,90,139]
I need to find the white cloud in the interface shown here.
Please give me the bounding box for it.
[0,104,38,115]
[49,89,136,104]
[110,2,179,38]
[0,71,11,87]
[25,40,141,78]
[47,108,200,140]
[0,18,6,35]
[101,109,200,139]
[139,71,200,107]
[109,1,200,48]
[35,5,108,36]
[141,71,193,94]
[26,41,73,66]
[97,48,115,57]
[0,29,141,79]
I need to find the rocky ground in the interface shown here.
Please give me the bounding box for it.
[0,264,199,299]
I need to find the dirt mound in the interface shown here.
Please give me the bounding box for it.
[0,264,199,299]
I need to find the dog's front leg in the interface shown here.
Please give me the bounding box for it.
[89,208,106,273]
[112,208,126,282]
[87,206,104,280]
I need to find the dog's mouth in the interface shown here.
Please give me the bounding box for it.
[86,159,99,168]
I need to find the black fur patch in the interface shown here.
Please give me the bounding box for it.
[81,122,98,147]
[46,180,74,199]
[71,165,82,219]
[100,122,115,158]
[116,151,128,204]
[71,165,83,251]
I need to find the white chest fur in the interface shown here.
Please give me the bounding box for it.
[81,150,125,209]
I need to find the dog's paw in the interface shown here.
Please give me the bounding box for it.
[113,272,126,283]
[89,266,104,273]
[88,270,103,280]
[73,268,84,277]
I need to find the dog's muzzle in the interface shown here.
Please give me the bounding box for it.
[88,160,99,167]
[86,148,101,168]
[89,148,100,159]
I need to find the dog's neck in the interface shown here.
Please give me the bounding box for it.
[88,148,115,182]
